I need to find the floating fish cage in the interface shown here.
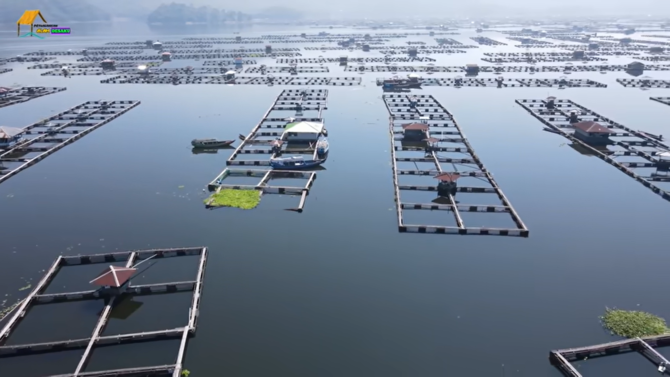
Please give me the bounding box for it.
[651,97,670,106]
[382,94,529,237]
[377,77,607,88]
[225,89,328,167]
[0,86,66,109]
[347,64,670,73]
[206,169,317,213]
[550,335,670,377]
[246,66,330,74]
[470,36,507,46]
[101,74,360,86]
[0,68,12,75]
[276,57,436,64]
[617,78,670,88]
[516,98,670,203]
[0,247,208,377]
[202,59,257,66]
[0,100,140,186]
[205,89,328,213]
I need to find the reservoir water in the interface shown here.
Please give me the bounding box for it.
[1,21,670,376]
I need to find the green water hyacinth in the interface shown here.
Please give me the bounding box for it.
[600,307,669,338]
[205,189,261,210]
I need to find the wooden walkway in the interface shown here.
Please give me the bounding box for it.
[550,335,670,376]
[0,247,208,377]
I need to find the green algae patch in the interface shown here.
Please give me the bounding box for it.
[600,307,669,338]
[205,189,260,210]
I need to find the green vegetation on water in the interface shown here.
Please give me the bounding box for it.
[600,307,669,338]
[205,189,260,210]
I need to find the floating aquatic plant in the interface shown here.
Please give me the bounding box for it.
[600,307,668,338]
[204,189,260,210]
[181,369,190,376]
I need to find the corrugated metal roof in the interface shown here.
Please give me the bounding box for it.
[434,172,460,182]
[0,126,23,138]
[402,123,429,131]
[90,265,137,287]
[573,121,612,134]
[17,10,46,25]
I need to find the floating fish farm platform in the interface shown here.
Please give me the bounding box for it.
[550,335,670,377]
[0,247,208,377]
[516,98,670,202]
[651,97,670,106]
[0,100,140,185]
[207,89,328,213]
[378,78,606,88]
[347,64,669,73]
[0,87,67,109]
[245,66,330,74]
[100,75,360,86]
[276,57,436,64]
[202,59,257,66]
[470,37,507,46]
[616,79,670,88]
[0,68,11,75]
[382,94,528,236]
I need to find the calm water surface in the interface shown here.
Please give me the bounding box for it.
[0,21,670,377]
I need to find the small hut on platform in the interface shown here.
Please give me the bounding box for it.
[435,172,460,197]
[90,265,137,294]
[402,123,429,141]
[572,121,612,145]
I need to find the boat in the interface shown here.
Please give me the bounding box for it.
[191,139,234,148]
[270,156,325,170]
[315,138,329,158]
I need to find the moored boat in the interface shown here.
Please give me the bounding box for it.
[191,139,234,148]
[270,156,325,170]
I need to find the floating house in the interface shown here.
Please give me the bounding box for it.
[408,48,418,57]
[160,52,172,61]
[546,96,557,109]
[265,45,272,53]
[145,40,154,47]
[137,64,149,74]
[234,57,243,65]
[401,123,429,141]
[152,41,163,50]
[0,126,24,149]
[235,36,242,42]
[224,70,236,81]
[435,172,460,197]
[656,151,670,170]
[465,64,479,75]
[572,50,585,59]
[588,43,600,50]
[407,73,421,83]
[572,121,612,145]
[627,61,645,72]
[362,44,370,52]
[100,59,115,69]
[339,55,348,65]
[282,121,325,143]
[650,46,665,53]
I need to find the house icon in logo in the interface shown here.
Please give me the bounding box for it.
[17,10,47,38]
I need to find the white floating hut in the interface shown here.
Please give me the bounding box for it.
[282,121,325,142]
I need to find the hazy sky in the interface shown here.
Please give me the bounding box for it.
[187,0,670,18]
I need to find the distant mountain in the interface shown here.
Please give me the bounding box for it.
[147,3,252,24]
[0,0,110,23]
[255,6,303,21]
